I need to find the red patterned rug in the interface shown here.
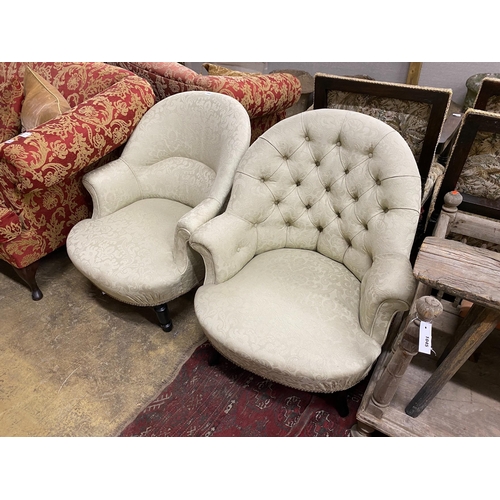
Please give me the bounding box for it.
[120,342,370,437]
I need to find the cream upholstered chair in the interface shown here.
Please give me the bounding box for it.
[190,108,422,414]
[313,74,451,208]
[66,91,251,332]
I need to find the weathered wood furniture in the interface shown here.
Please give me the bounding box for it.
[406,236,500,417]
[352,191,500,436]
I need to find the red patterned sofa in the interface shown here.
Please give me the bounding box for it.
[0,62,155,299]
[110,62,302,143]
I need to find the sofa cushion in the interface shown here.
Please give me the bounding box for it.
[21,67,71,130]
[0,79,23,142]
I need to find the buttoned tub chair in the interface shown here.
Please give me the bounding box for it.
[66,91,251,332]
[190,108,422,415]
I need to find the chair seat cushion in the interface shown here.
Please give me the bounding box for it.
[67,198,204,306]
[194,248,382,392]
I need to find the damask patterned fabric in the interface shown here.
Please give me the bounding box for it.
[0,62,155,269]
[66,91,251,308]
[0,78,23,143]
[110,62,302,143]
[191,109,421,393]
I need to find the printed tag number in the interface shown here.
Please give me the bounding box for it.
[418,321,432,355]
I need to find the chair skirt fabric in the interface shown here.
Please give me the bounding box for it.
[67,198,204,307]
[194,247,381,393]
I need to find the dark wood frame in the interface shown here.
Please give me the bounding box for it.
[433,109,500,221]
[473,77,500,111]
[314,74,452,182]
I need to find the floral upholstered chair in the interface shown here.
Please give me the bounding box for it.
[0,62,155,299]
[66,92,251,332]
[313,74,452,228]
[190,109,422,415]
[435,108,500,238]
[109,62,302,143]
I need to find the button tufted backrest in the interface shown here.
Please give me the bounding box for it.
[227,109,421,281]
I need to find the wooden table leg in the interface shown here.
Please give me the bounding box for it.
[437,302,483,365]
[405,304,500,418]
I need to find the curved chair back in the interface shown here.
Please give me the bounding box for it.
[120,91,251,208]
[226,109,422,282]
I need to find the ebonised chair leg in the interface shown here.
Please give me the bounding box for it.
[14,261,43,301]
[208,349,222,366]
[330,391,350,418]
[153,303,173,332]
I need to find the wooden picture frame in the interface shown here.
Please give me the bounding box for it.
[313,74,452,183]
[473,77,500,112]
[434,109,500,220]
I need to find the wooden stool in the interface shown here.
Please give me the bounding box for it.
[352,190,500,436]
[404,237,500,416]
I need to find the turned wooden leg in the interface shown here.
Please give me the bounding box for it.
[153,303,173,332]
[350,421,376,437]
[371,295,443,408]
[13,261,43,300]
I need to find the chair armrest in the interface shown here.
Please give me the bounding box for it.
[82,158,141,219]
[174,197,223,272]
[177,198,222,237]
[189,213,257,285]
[360,254,417,345]
[1,75,154,194]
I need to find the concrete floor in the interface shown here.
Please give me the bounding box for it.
[0,247,206,436]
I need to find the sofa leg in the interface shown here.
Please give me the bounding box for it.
[14,261,43,301]
[153,303,173,332]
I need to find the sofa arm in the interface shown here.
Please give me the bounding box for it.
[360,254,417,346]
[189,213,258,285]
[0,204,22,244]
[203,72,302,120]
[1,74,154,194]
[115,62,301,120]
[82,158,141,219]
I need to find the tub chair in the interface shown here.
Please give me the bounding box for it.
[0,62,155,299]
[66,91,251,332]
[190,108,422,415]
